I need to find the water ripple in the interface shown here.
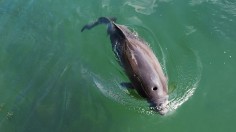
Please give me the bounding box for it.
[124,0,157,15]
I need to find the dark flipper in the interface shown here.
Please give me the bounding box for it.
[81,17,116,32]
[120,82,144,99]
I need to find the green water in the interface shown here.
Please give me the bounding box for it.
[0,0,236,132]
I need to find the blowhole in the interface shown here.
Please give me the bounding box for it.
[153,87,158,91]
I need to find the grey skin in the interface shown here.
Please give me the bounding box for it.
[81,17,169,115]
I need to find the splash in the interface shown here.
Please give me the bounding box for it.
[80,64,149,111]
[168,82,198,111]
[166,49,203,114]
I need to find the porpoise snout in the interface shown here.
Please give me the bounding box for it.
[156,100,169,115]
[151,96,169,115]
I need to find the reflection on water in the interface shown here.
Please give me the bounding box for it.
[124,0,157,15]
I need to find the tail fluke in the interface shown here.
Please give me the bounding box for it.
[81,17,116,32]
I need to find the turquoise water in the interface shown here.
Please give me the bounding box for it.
[0,0,236,132]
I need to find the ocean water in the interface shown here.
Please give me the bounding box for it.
[0,0,236,132]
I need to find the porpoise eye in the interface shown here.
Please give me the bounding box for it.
[152,87,158,91]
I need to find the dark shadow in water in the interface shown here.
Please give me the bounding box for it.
[120,82,134,89]
[120,82,144,100]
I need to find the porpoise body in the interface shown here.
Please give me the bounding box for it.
[81,17,169,115]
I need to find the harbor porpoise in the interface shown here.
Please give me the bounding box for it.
[81,17,169,115]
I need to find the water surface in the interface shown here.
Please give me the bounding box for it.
[0,0,236,132]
